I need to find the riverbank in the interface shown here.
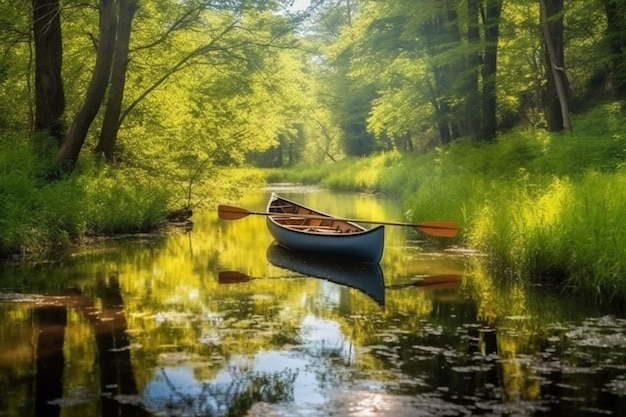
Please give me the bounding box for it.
[267,101,626,301]
[0,144,263,260]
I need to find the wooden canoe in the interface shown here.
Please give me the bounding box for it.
[266,193,384,264]
[266,242,385,306]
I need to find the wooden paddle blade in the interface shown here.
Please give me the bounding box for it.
[218,205,252,220]
[387,274,460,290]
[415,221,459,238]
[218,271,252,283]
[416,274,460,289]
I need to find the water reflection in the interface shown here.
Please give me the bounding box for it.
[143,363,297,416]
[265,242,385,306]
[0,188,625,416]
[2,275,147,417]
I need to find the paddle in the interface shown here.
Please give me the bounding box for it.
[217,205,459,238]
[218,270,301,284]
[219,270,459,290]
[386,274,460,290]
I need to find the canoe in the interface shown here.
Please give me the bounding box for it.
[266,242,385,307]
[266,193,384,263]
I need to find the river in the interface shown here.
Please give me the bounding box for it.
[1,185,625,416]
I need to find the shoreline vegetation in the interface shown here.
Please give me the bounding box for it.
[2,102,626,303]
[267,101,626,303]
[0,149,264,261]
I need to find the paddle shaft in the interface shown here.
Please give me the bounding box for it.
[219,271,302,283]
[220,270,459,289]
[218,205,458,237]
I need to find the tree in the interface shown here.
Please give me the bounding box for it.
[600,0,626,98]
[417,0,464,144]
[54,0,117,168]
[480,0,504,140]
[327,0,504,146]
[316,0,381,156]
[32,0,65,145]
[539,0,571,132]
[328,1,458,148]
[28,0,303,172]
[94,0,138,160]
[465,0,482,137]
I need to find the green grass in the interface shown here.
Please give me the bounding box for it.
[267,152,404,192]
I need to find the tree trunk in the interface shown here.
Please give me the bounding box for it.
[465,0,481,137]
[54,0,117,170]
[436,100,453,144]
[32,0,65,145]
[480,0,502,141]
[601,0,626,98]
[539,0,571,132]
[422,12,456,144]
[95,0,138,160]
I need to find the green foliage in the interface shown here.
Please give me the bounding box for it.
[265,163,331,185]
[79,166,171,235]
[0,140,173,257]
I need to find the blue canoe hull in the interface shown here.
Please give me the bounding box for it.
[266,193,385,264]
[266,242,385,306]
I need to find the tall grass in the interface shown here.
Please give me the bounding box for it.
[456,171,626,297]
[78,166,172,235]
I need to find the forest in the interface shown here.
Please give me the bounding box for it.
[1,0,626,298]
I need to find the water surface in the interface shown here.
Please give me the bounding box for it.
[1,186,625,416]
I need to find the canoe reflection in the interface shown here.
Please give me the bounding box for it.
[219,243,463,308]
[265,242,386,306]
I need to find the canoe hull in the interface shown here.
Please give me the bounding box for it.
[266,242,385,306]
[266,193,385,264]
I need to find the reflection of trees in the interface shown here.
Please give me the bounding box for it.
[13,190,626,415]
[29,274,148,417]
[34,306,66,417]
[145,367,298,417]
[91,274,149,417]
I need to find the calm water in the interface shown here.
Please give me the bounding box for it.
[1,186,626,417]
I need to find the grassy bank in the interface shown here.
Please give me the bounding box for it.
[0,144,170,258]
[0,141,262,259]
[268,102,626,300]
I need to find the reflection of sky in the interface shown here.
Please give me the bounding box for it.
[318,281,341,305]
[144,315,350,411]
[146,367,201,398]
[289,0,310,12]
[300,314,349,354]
